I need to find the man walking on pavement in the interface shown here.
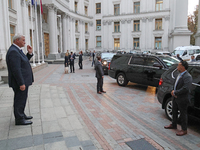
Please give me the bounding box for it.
[69,52,75,73]
[91,50,95,67]
[6,34,34,125]
[164,61,192,136]
[95,56,106,94]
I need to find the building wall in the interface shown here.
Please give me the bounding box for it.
[0,0,191,69]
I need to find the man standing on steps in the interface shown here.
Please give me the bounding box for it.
[91,50,95,67]
[6,34,34,125]
[95,56,106,94]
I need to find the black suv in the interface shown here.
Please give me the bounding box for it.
[157,62,200,120]
[108,54,179,87]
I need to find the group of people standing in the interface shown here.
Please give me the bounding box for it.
[64,50,83,74]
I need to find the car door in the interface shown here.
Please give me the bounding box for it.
[126,56,145,84]
[143,57,165,87]
[188,67,200,118]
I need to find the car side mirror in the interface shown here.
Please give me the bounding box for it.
[153,63,163,69]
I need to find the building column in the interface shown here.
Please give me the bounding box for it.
[62,13,67,53]
[171,0,192,49]
[141,18,147,51]
[127,20,132,50]
[195,0,200,46]
[47,5,60,59]
[163,17,170,51]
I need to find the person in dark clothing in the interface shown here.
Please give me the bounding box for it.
[91,50,95,67]
[69,52,75,73]
[6,34,34,125]
[95,56,106,94]
[79,51,83,69]
[64,52,69,74]
[177,54,183,61]
[164,61,192,136]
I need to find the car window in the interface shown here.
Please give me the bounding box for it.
[189,67,200,82]
[113,55,130,65]
[189,50,195,55]
[196,49,200,54]
[145,58,160,66]
[130,57,145,65]
[158,56,179,67]
[172,50,184,55]
[101,53,116,59]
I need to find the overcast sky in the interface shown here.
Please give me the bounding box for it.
[188,0,199,15]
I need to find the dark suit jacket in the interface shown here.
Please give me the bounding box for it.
[69,54,75,64]
[79,54,83,62]
[95,61,104,78]
[6,44,34,88]
[64,56,69,67]
[174,71,192,104]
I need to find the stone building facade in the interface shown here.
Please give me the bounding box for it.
[0,0,191,69]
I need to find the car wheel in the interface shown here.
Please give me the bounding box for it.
[164,98,180,121]
[117,73,128,86]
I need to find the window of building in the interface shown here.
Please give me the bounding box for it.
[85,6,88,15]
[114,38,120,50]
[114,22,120,32]
[96,36,101,47]
[96,3,101,14]
[114,4,120,15]
[76,38,79,50]
[10,25,15,44]
[134,2,140,13]
[8,0,13,9]
[155,19,162,30]
[155,37,162,49]
[85,23,88,33]
[96,20,101,30]
[134,20,140,31]
[75,2,78,13]
[85,39,88,50]
[156,0,163,11]
[75,20,78,32]
[28,5,31,17]
[30,31,32,45]
[43,13,47,23]
[133,38,139,49]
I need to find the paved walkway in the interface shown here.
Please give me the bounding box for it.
[1,58,200,150]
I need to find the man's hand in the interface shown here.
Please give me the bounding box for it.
[102,76,104,78]
[27,45,33,54]
[171,90,177,98]
[20,84,26,91]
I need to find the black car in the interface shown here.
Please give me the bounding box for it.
[94,52,116,74]
[157,62,200,120]
[108,54,179,87]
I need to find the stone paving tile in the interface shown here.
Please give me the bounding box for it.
[65,136,81,148]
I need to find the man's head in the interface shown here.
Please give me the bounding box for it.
[94,50,95,53]
[97,56,101,61]
[191,55,195,60]
[177,61,188,73]
[13,34,25,48]
[177,54,180,57]
[71,52,73,54]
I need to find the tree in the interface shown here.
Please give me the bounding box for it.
[188,5,198,45]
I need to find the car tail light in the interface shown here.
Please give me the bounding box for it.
[108,63,111,70]
[159,78,163,86]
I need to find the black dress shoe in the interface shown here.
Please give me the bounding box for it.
[25,116,33,120]
[15,119,33,125]
[101,91,106,93]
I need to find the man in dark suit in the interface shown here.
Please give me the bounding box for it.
[164,61,192,136]
[95,56,106,94]
[6,34,34,125]
[91,50,95,67]
[69,52,75,73]
[78,51,83,69]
